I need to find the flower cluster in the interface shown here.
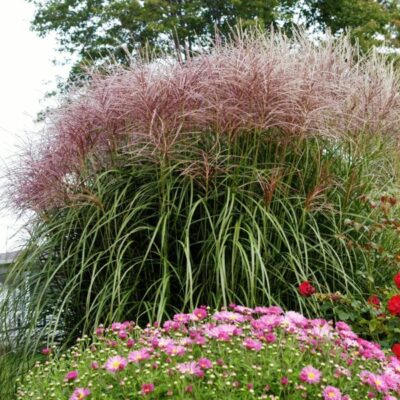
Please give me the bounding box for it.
[17,305,400,399]
[364,271,400,357]
[298,271,400,357]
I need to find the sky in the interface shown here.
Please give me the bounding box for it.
[0,1,69,253]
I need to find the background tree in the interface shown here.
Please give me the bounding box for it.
[303,0,400,50]
[27,0,400,80]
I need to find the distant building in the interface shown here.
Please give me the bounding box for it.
[0,251,20,284]
[0,251,25,342]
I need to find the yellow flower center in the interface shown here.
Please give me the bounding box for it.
[308,372,315,379]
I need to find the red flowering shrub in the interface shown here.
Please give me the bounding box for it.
[368,295,381,309]
[393,343,400,359]
[388,295,400,316]
[298,281,316,297]
[394,273,400,290]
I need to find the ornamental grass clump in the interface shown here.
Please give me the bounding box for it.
[8,30,400,211]
[18,306,400,399]
[3,30,400,398]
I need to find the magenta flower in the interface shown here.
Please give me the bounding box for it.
[64,370,78,382]
[104,355,128,373]
[362,372,389,394]
[151,337,174,349]
[265,332,277,343]
[323,386,342,400]
[163,320,181,332]
[90,361,99,370]
[194,335,207,345]
[111,322,124,332]
[107,340,118,348]
[299,365,321,384]
[41,347,51,356]
[243,337,263,351]
[281,377,289,385]
[185,385,193,393]
[213,311,246,323]
[141,383,154,396]
[335,321,352,331]
[205,324,242,341]
[128,349,151,363]
[197,358,213,369]
[284,311,308,328]
[192,307,208,321]
[177,362,204,377]
[95,327,104,336]
[232,305,254,315]
[69,388,90,400]
[254,306,283,315]
[118,330,128,340]
[251,314,284,330]
[164,344,186,357]
[173,313,192,324]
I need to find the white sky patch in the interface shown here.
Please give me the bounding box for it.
[0,0,70,253]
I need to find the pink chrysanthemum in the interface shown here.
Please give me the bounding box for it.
[205,324,242,341]
[254,306,283,315]
[299,365,321,384]
[104,355,128,373]
[197,358,213,369]
[164,344,186,357]
[323,386,342,400]
[69,388,90,400]
[151,337,174,349]
[213,311,246,323]
[243,337,263,351]
[173,313,192,324]
[264,332,277,343]
[177,362,204,377]
[111,322,124,332]
[128,349,151,363]
[192,307,208,321]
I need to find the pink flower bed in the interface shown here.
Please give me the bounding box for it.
[18,305,400,399]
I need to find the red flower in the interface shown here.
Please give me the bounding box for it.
[387,295,400,316]
[394,272,400,290]
[367,295,380,309]
[298,281,316,297]
[392,343,400,359]
[141,383,155,396]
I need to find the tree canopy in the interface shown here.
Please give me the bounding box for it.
[27,0,400,77]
